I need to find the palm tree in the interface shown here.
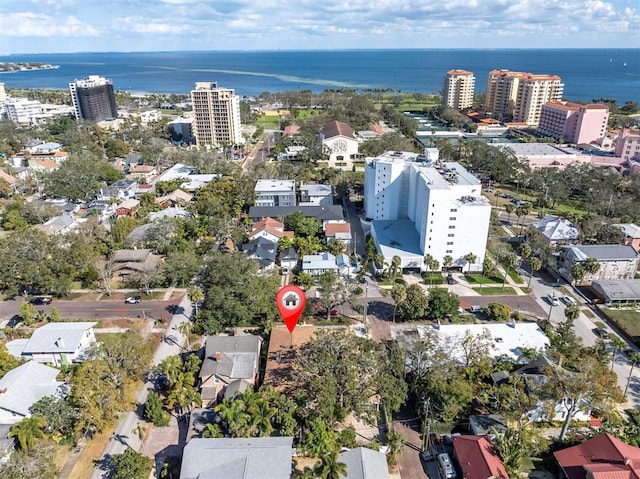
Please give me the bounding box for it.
[443,255,453,270]
[583,258,601,281]
[610,336,627,371]
[518,205,531,235]
[625,352,640,396]
[202,422,224,438]
[423,254,440,287]
[502,253,518,288]
[188,285,204,315]
[247,397,276,437]
[564,303,580,321]
[390,284,407,323]
[9,415,45,450]
[571,264,587,285]
[390,255,401,284]
[177,321,192,350]
[387,429,405,466]
[313,450,348,479]
[505,203,515,224]
[464,252,477,272]
[215,398,250,437]
[528,257,542,287]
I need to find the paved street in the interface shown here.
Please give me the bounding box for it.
[88,292,194,479]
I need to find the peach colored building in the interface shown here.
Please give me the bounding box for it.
[537,101,609,144]
[443,70,475,110]
[486,69,564,126]
[615,128,640,162]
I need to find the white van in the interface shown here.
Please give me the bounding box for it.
[437,453,456,479]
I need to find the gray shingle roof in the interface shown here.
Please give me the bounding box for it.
[574,244,638,261]
[592,279,640,302]
[180,437,293,479]
[20,322,96,354]
[200,335,261,380]
[338,447,390,479]
[0,361,62,417]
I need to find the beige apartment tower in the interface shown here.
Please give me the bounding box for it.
[486,70,564,126]
[443,70,475,110]
[191,82,243,148]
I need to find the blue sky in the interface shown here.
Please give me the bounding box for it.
[1,0,639,54]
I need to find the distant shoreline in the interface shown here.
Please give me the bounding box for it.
[0,62,59,74]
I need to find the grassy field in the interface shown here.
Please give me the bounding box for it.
[473,286,517,296]
[257,114,280,130]
[422,272,445,285]
[465,273,503,284]
[501,263,523,284]
[602,307,640,339]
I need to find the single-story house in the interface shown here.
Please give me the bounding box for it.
[199,334,261,406]
[302,252,339,276]
[155,189,193,208]
[180,437,294,479]
[592,279,640,304]
[0,361,63,425]
[554,433,640,479]
[7,322,96,366]
[338,447,390,479]
[324,222,352,250]
[531,215,580,247]
[112,249,163,278]
[452,435,510,479]
[35,215,78,235]
[278,247,299,271]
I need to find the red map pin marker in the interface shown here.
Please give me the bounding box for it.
[276,285,306,333]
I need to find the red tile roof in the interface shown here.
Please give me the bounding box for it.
[321,120,355,139]
[369,124,384,135]
[453,435,509,479]
[250,217,294,240]
[554,433,640,479]
[324,222,351,236]
[283,125,301,136]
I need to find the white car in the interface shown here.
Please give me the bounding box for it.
[561,295,576,305]
[548,294,559,306]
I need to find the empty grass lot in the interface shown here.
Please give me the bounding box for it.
[602,308,640,339]
[473,286,517,296]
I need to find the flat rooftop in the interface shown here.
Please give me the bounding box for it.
[372,220,423,268]
[492,143,583,157]
[415,161,482,189]
[255,179,295,192]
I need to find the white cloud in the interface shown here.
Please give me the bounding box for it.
[0,12,100,37]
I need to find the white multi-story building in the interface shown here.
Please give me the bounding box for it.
[364,150,491,271]
[443,70,475,110]
[486,70,564,126]
[4,98,43,123]
[191,82,243,148]
[254,179,296,207]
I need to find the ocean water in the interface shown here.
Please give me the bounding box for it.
[0,49,637,104]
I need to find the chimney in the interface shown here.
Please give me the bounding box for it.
[215,353,221,361]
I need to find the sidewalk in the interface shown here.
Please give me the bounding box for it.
[60,291,194,479]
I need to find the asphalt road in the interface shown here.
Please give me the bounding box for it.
[0,298,179,324]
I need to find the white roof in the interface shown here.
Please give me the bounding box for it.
[0,361,62,417]
[415,322,549,361]
[614,223,640,239]
[302,252,337,270]
[18,322,96,354]
[255,179,295,194]
[533,215,580,241]
[300,183,333,197]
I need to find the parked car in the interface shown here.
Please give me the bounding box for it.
[329,310,339,316]
[595,328,610,340]
[30,296,52,305]
[125,296,141,304]
[561,295,576,305]
[446,273,456,285]
[547,294,559,306]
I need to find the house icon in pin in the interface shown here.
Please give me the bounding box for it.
[283,293,298,307]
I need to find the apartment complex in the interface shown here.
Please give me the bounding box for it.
[486,69,564,126]
[254,179,296,207]
[69,75,118,122]
[364,150,491,271]
[443,70,475,110]
[615,129,640,162]
[537,101,609,144]
[190,82,242,148]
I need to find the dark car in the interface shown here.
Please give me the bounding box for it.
[446,274,456,285]
[595,328,610,340]
[125,296,142,304]
[30,296,52,305]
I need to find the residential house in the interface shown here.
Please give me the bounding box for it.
[557,244,639,283]
[248,217,294,243]
[452,435,509,479]
[112,249,163,279]
[282,125,300,137]
[614,223,640,252]
[278,247,299,271]
[6,322,97,366]
[116,198,140,217]
[338,447,390,479]
[468,415,508,437]
[320,120,360,167]
[302,252,339,276]
[27,141,63,154]
[324,222,352,251]
[0,424,14,463]
[248,205,344,224]
[591,279,640,305]
[264,325,316,393]
[148,207,191,221]
[278,145,307,161]
[155,189,193,208]
[531,215,580,247]
[152,163,219,191]
[180,437,294,479]
[300,184,334,206]
[28,157,58,173]
[35,215,78,235]
[87,199,117,223]
[254,179,296,207]
[96,178,138,202]
[199,334,261,405]
[0,169,17,190]
[242,236,278,269]
[127,164,157,182]
[0,361,63,425]
[554,433,640,479]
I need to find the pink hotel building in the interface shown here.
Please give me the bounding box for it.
[616,128,640,163]
[536,101,609,145]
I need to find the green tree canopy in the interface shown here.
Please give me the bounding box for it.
[396,284,429,321]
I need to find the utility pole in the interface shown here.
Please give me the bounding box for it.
[421,398,431,453]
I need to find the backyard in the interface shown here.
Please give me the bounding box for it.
[601,307,640,341]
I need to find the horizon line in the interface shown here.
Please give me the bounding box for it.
[2,47,639,56]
